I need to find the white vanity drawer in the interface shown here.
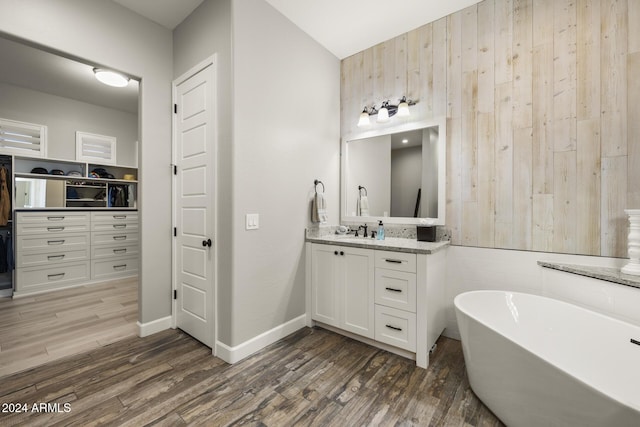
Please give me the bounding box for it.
[374,305,416,352]
[91,243,139,260]
[374,250,416,273]
[17,247,90,268]
[375,268,417,312]
[16,261,90,294]
[91,230,139,246]
[91,256,138,280]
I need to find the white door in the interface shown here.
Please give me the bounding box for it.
[310,244,340,327]
[173,60,216,348]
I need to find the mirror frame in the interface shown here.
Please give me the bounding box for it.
[340,116,446,226]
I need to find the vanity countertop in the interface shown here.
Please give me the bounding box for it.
[306,234,449,255]
[538,261,640,290]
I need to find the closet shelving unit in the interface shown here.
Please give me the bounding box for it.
[0,154,11,297]
[13,156,138,209]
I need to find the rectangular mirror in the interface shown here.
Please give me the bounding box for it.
[341,117,446,226]
[15,177,65,208]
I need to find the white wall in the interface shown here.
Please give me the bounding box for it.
[232,0,340,345]
[0,83,137,165]
[444,246,640,339]
[0,0,174,324]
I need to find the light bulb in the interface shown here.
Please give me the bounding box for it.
[357,109,370,127]
[377,106,389,123]
[397,100,410,117]
[94,68,129,87]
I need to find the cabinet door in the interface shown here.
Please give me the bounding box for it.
[341,247,374,339]
[311,244,340,327]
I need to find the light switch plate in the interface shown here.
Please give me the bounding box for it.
[246,213,259,230]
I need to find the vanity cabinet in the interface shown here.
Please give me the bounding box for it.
[310,244,374,338]
[307,240,447,368]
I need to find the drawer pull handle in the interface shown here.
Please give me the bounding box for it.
[113,215,127,219]
[48,273,65,280]
[385,287,402,293]
[113,248,127,254]
[113,235,127,240]
[47,227,65,232]
[48,255,65,261]
[384,259,402,264]
[113,224,126,229]
[385,324,403,332]
[47,240,65,245]
[47,216,65,221]
[113,264,127,270]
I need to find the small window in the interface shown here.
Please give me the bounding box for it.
[76,131,116,165]
[0,118,47,158]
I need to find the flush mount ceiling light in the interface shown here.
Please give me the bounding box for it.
[356,96,417,127]
[93,68,129,87]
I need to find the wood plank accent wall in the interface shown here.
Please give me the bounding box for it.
[341,0,639,257]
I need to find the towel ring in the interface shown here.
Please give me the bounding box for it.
[358,185,367,196]
[314,179,325,193]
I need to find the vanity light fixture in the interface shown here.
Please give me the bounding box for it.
[93,68,129,87]
[356,96,417,127]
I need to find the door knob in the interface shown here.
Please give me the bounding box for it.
[202,238,212,247]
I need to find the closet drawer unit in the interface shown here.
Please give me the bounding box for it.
[91,230,139,246]
[374,251,416,273]
[90,212,139,231]
[91,256,138,280]
[16,212,89,234]
[91,221,139,232]
[17,247,90,269]
[374,305,416,352]
[16,261,90,294]
[374,268,417,312]
[17,232,90,253]
[91,243,139,260]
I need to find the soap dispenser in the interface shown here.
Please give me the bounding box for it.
[377,220,385,240]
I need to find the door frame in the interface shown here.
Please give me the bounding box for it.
[171,55,218,353]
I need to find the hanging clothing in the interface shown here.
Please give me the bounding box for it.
[0,167,10,226]
[0,235,7,274]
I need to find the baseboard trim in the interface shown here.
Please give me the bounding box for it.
[216,314,306,364]
[137,316,172,337]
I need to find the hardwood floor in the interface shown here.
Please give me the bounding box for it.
[0,278,138,378]
[0,326,503,426]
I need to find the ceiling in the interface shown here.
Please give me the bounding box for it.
[0,37,139,114]
[0,0,481,115]
[112,0,482,59]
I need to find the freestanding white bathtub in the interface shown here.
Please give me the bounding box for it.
[454,290,640,427]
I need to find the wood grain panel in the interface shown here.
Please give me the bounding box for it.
[478,112,496,247]
[418,24,432,117]
[601,156,627,257]
[513,127,533,250]
[477,0,495,114]
[432,18,447,117]
[553,151,577,253]
[495,83,514,248]
[553,0,577,152]
[576,118,601,255]
[600,0,627,157]
[628,51,640,209]
[340,0,636,257]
